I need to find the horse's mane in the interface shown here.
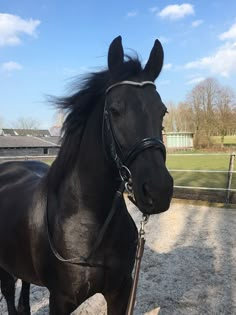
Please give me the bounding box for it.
[51,56,143,180]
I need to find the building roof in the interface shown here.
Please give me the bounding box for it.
[2,128,51,137]
[0,136,60,148]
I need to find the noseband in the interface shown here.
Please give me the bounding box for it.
[103,80,166,187]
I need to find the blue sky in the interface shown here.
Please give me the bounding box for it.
[1,1,236,129]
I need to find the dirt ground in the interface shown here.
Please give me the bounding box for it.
[0,199,236,315]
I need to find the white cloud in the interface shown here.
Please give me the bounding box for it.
[192,19,203,27]
[1,61,23,72]
[158,4,194,20]
[0,13,40,47]
[126,10,138,18]
[163,63,173,70]
[184,22,236,77]
[186,76,205,85]
[219,23,236,41]
[185,42,236,77]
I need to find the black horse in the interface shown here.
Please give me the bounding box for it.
[0,36,173,315]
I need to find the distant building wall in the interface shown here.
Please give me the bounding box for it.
[164,132,194,149]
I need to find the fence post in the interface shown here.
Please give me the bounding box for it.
[226,152,235,204]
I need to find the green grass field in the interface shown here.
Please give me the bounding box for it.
[166,154,236,189]
[42,153,236,190]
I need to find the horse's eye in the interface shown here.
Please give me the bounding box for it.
[110,107,121,117]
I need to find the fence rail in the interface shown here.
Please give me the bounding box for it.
[0,153,235,204]
[169,152,235,204]
[169,169,236,173]
[0,155,57,161]
[174,185,236,192]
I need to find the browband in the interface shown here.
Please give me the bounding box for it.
[106,81,156,94]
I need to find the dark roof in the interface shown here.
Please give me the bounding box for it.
[42,136,61,145]
[0,136,60,148]
[2,128,51,137]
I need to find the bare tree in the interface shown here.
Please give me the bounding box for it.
[186,84,205,147]
[186,78,219,148]
[175,102,194,132]
[163,102,176,132]
[215,86,236,147]
[12,117,41,130]
[163,101,195,134]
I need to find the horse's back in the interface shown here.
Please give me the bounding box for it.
[0,159,49,219]
[0,160,49,280]
[0,160,49,184]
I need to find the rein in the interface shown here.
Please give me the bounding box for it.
[46,80,166,314]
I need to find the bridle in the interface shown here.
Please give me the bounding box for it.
[103,80,166,197]
[46,80,166,262]
[46,80,166,314]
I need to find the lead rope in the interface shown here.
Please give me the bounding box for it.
[125,214,149,315]
[120,166,150,315]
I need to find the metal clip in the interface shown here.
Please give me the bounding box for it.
[139,214,149,237]
[125,181,133,194]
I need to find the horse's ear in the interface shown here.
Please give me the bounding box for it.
[143,39,164,81]
[108,36,124,78]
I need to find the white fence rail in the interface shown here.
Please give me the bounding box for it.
[169,152,235,203]
[0,155,57,161]
[169,169,236,173]
[0,153,235,203]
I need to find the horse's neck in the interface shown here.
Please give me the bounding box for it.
[45,100,123,258]
[48,99,119,221]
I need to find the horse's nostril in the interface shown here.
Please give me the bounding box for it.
[142,183,154,206]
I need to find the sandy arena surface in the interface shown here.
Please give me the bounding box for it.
[0,199,236,315]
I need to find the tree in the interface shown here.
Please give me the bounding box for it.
[186,84,205,147]
[163,101,195,133]
[215,86,236,147]
[175,102,194,132]
[12,117,41,130]
[163,102,176,132]
[187,78,219,148]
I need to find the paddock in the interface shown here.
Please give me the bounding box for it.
[0,199,235,315]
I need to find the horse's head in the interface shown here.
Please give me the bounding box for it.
[104,36,173,215]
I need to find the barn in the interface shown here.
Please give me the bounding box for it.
[0,129,60,158]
